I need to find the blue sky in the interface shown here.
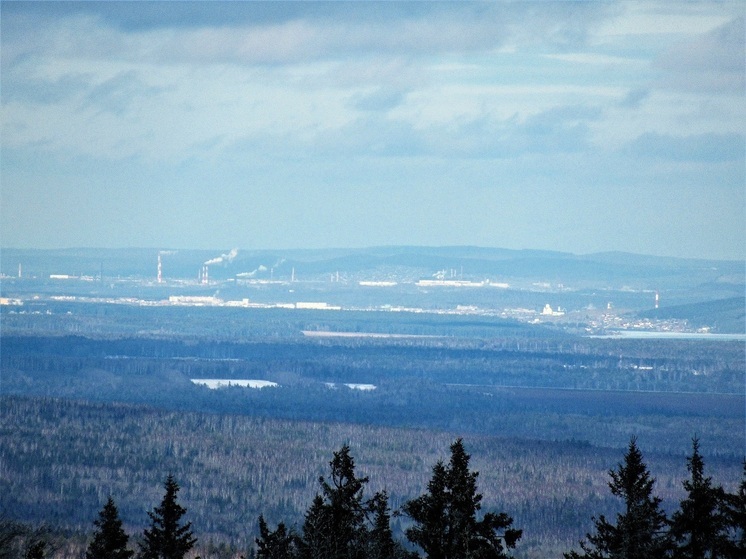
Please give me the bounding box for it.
[1,1,744,259]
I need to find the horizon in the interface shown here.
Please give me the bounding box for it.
[1,1,744,260]
[2,243,744,264]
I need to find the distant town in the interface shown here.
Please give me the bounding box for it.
[0,265,732,338]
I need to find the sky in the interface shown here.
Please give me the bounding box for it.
[1,1,744,260]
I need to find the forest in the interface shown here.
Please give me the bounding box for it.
[1,324,743,455]
[1,395,744,559]
[1,302,744,558]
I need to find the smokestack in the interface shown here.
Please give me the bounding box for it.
[18,263,22,279]
[655,291,659,309]
[157,254,162,283]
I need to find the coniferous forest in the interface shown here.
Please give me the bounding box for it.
[1,302,744,558]
[0,397,746,558]
[1,416,744,559]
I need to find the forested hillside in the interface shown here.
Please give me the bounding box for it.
[1,396,743,559]
[2,330,743,455]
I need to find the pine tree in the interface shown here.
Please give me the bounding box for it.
[138,475,197,559]
[87,496,134,559]
[403,439,521,559]
[565,437,670,559]
[670,438,730,558]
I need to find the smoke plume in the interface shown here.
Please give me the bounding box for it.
[204,248,239,266]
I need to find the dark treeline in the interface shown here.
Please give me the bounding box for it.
[3,437,743,559]
[2,332,743,456]
[2,475,197,559]
[2,397,744,558]
[1,304,558,341]
[3,331,742,393]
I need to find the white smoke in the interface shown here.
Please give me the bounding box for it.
[204,248,239,266]
[236,264,268,278]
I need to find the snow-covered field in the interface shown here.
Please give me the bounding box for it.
[191,379,279,389]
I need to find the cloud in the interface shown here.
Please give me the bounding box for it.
[0,71,90,105]
[0,1,453,33]
[280,102,604,160]
[626,132,745,162]
[618,88,651,109]
[85,70,170,115]
[1,1,611,69]
[488,105,601,157]
[0,1,626,165]
[352,88,409,112]
[655,16,745,94]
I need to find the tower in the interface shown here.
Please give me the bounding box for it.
[157,254,163,283]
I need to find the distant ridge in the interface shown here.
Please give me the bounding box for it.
[639,297,745,334]
[2,246,743,297]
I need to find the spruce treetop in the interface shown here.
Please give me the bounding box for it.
[87,496,133,559]
[138,475,197,559]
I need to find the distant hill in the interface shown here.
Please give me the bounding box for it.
[639,297,745,334]
[2,246,743,299]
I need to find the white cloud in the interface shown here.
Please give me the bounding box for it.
[2,1,743,258]
[389,84,624,129]
[544,53,645,66]
[594,1,735,38]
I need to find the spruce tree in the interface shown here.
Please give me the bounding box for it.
[723,461,746,558]
[255,515,295,559]
[670,438,729,559]
[0,521,53,559]
[403,438,521,559]
[565,437,670,559]
[297,445,369,559]
[403,460,448,559]
[367,491,413,559]
[23,541,45,559]
[298,495,330,559]
[138,475,197,559]
[87,496,134,559]
[0,518,27,559]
